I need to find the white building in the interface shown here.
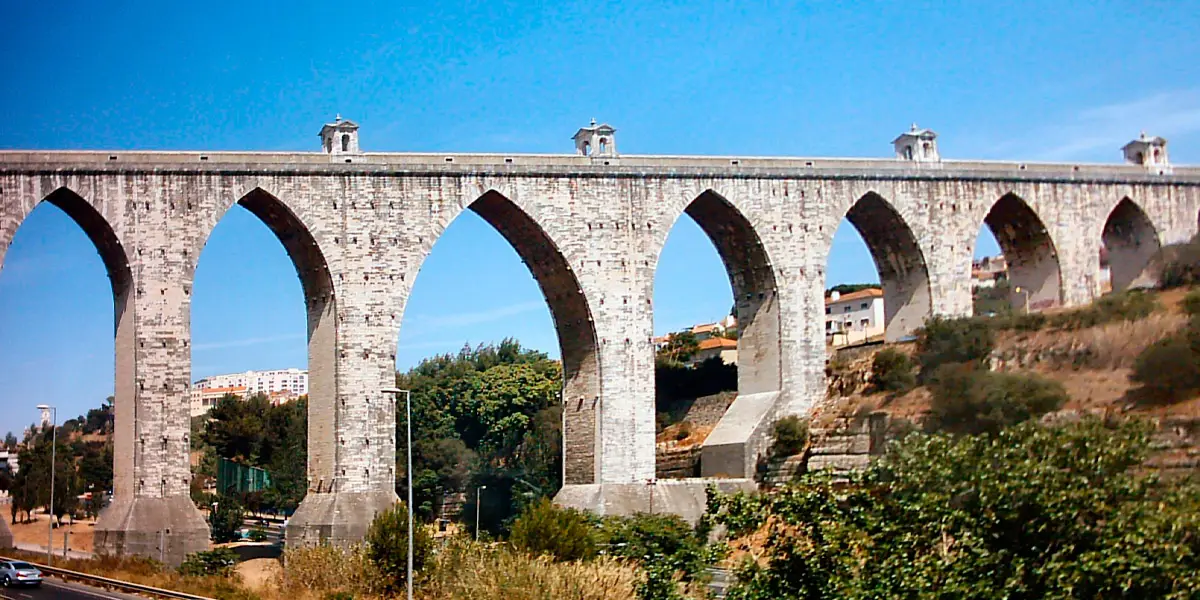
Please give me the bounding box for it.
[189,368,308,417]
[825,288,886,347]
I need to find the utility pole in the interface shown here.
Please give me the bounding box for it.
[383,387,414,600]
[36,404,56,565]
[475,485,487,541]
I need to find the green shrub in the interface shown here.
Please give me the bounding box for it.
[509,498,598,562]
[1159,236,1200,288]
[707,419,1200,599]
[769,415,808,457]
[209,494,245,544]
[915,316,994,381]
[1183,289,1200,317]
[1131,330,1200,404]
[323,593,354,600]
[248,527,268,542]
[869,348,915,393]
[178,548,239,577]
[925,364,1067,435]
[1049,289,1158,330]
[599,513,708,581]
[364,502,432,594]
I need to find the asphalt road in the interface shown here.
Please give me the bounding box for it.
[0,577,148,600]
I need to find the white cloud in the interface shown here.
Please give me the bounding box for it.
[1030,90,1200,162]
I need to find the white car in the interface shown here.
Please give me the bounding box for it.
[0,560,43,587]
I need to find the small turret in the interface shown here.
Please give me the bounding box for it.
[893,124,939,162]
[573,119,617,157]
[319,115,360,155]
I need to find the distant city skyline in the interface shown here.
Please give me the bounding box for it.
[2,1,1197,435]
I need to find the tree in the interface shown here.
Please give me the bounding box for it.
[3,433,16,451]
[915,315,994,381]
[509,498,597,561]
[209,494,245,543]
[708,419,1200,599]
[657,330,700,364]
[925,364,1067,435]
[365,502,432,594]
[201,394,271,463]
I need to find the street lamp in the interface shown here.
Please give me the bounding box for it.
[1014,286,1032,314]
[475,485,487,541]
[35,404,56,565]
[382,387,413,600]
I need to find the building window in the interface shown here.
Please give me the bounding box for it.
[861,319,870,328]
[844,306,852,313]
[860,302,869,310]
[341,134,350,152]
[825,307,831,315]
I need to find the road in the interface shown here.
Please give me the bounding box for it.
[0,577,149,600]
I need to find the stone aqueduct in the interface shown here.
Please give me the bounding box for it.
[1,121,1198,563]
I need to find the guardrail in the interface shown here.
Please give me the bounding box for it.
[0,555,213,600]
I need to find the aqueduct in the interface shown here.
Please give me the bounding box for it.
[1,121,1196,563]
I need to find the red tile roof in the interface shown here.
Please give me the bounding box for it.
[826,288,883,303]
[698,337,738,351]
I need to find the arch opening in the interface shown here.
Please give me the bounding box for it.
[1101,198,1161,292]
[828,192,932,344]
[191,188,332,510]
[396,190,598,529]
[973,193,1062,314]
[652,191,779,479]
[0,187,132,501]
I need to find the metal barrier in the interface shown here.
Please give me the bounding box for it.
[0,555,213,600]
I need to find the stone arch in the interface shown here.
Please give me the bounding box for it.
[5,187,135,496]
[832,191,932,341]
[655,189,780,395]
[404,189,601,484]
[1101,197,1161,292]
[979,192,1062,312]
[194,187,337,488]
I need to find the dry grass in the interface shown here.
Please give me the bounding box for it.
[1066,312,1185,369]
[418,537,639,600]
[2,549,262,599]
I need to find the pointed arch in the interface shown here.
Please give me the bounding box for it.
[1102,197,1161,292]
[195,187,337,488]
[980,193,1062,312]
[431,190,602,484]
[656,190,780,394]
[835,192,932,341]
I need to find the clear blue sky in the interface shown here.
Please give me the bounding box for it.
[1,1,1197,435]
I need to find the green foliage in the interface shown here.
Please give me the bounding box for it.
[364,502,432,595]
[8,436,79,523]
[209,494,245,543]
[178,548,239,577]
[1183,288,1200,317]
[926,364,1067,435]
[656,330,700,364]
[397,339,563,528]
[915,315,995,381]
[636,562,684,600]
[826,283,878,296]
[655,356,737,406]
[709,419,1200,600]
[197,395,308,513]
[1158,235,1200,288]
[509,498,598,562]
[971,280,1014,317]
[1049,288,1158,330]
[769,416,808,457]
[868,348,915,393]
[323,593,354,600]
[1131,323,1200,404]
[248,527,268,542]
[599,513,710,582]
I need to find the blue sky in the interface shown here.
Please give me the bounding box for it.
[1,1,1198,434]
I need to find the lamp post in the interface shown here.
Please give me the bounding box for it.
[35,404,56,565]
[1014,286,1032,314]
[382,387,413,600]
[475,485,487,541]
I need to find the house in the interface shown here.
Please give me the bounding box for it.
[687,337,739,367]
[825,288,885,347]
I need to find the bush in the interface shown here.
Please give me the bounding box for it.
[769,415,808,457]
[279,544,370,596]
[209,494,245,543]
[869,348,914,393]
[1049,289,1158,330]
[1131,329,1200,404]
[598,513,709,581]
[248,527,268,542]
[178,548,239,577]
[1183,289,1200,317]
[708,419,1200,599]
[925,364,1067,435]
[1158,236,1200,288]
[364,502,432,594]
[509,498,598,562]
[915,316,994,381]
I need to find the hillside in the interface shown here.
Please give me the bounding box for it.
[813,287,1200,478]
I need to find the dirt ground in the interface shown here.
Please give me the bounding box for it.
[8,512,95,553]
[236,558,281,592]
